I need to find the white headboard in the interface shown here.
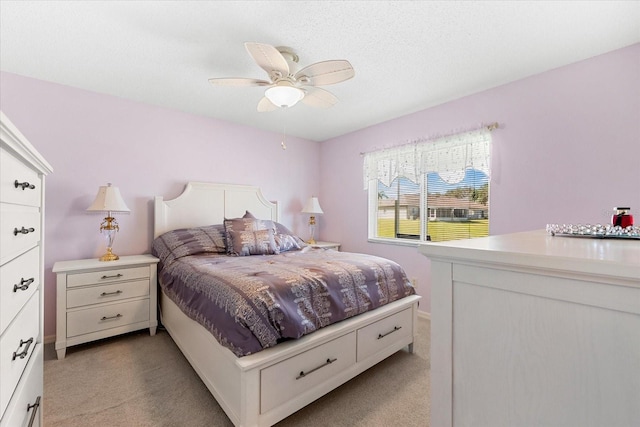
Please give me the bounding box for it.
[154,182,278,238]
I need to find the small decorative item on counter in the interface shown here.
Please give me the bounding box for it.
[612,207,633,228]
[546,223,640,239]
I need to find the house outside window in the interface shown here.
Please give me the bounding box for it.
[364,128,492,244]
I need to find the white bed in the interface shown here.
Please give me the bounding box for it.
[154,182,421,427]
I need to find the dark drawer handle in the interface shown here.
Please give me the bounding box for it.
[14,227,35,236]
[296,357,337,380]
[100,290,123,297]
[101,273,123,279]
[14,277,35,292]
[27,396,41,427]
[12,337,34,361]
[14,180,36,190]
[378,326,402,340]
[101,314,123,321]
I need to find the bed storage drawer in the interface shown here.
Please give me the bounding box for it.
[66,299,150,337]
[66,265,150,288]
[66,279,149,308]
[356,307,413,362]
[260,331,357,414]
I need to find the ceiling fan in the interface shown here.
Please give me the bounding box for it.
[208,42,355,112]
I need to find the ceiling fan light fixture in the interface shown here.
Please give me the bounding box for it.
[265,85,304,108]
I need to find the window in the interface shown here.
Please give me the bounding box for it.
[364,129,491,244]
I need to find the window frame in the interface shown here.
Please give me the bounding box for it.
[367,178,427,247]
[364,128,492,246]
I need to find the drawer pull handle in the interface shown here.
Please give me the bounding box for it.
[101,273,123,279]
[13,277,35,292]
[13,226,35,236]
[101,314,123,321]
[27,396,41,427]
[12,337,34,361]
[296,357,337,380]
[14,180,36,190]
[378,326,402,340]
[100,290,123,297]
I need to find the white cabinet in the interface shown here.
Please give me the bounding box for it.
[53,255,159,359]
[419,230,640,427]
[0,111,52,426]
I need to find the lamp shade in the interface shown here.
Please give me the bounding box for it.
[301,197,324,215]
[86,183,130,212]
[265,84,304,108]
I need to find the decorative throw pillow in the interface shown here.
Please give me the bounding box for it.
[238,212,306,252]
[227,228,279,256]
[275,233,305,252]
[151,224,227,266]
[224,217,279,256]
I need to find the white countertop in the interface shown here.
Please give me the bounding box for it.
[419,229,640,282]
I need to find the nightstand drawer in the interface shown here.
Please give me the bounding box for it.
[66,265,149,288]
[0,246,40,334]
[67,299,150,337]
[67,279,149,308]
[0,293,39,417]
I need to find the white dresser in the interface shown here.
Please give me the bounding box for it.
[0,112,52,427]
[53,255,159,359]
[419,230,640,427]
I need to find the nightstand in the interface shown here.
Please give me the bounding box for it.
[53,254,159,359]
[309,241,341,251]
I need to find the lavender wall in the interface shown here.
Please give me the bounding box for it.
[1,43,638,338]
[0,72,321,339]
[318,44,640,313]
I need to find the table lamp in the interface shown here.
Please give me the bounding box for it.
[86,183,130,261]
[301,196,323,244]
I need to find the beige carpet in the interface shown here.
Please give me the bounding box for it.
[44,317,430,426]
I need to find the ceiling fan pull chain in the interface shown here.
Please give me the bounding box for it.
[281,115,287,150]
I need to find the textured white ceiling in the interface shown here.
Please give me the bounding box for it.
[1,1,638,141]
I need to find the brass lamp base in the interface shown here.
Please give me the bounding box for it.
[99,247,120,262]
[307,238,316,245]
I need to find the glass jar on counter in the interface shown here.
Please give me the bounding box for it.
[612,207,634,228]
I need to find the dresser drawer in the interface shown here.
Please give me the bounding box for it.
[67,279,149,308]
[0,345,42,427]
[0,204,40,264]
[0,146,42,207]
[356,307,413,362]
[67,299,150,338]
[0,293,39,417]
[0,247,40,334]
[260,331,356,414]
[67,266,150,288]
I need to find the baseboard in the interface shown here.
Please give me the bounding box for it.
[44,334,56,344]
[417,310,431,321]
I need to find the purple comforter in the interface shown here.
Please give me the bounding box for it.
[157,249,416,357]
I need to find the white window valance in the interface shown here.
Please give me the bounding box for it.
[363,128,492,189]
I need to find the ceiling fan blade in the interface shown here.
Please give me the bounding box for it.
[301,87,338,109]
[244,42,290,80]
[208,77,271,87]
[295,60,354,86]
[257,96,278,112]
